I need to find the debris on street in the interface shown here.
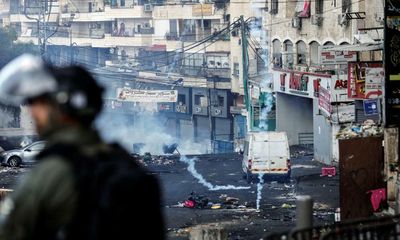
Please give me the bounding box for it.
[336,119,383,139]
[321,167,336,177]
[136,154,176,166]
[180,192,245,210]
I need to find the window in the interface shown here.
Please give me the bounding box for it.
[178,94,186,105]
[310,41,320,66]
[183,53,203,68]
[218,96,224,107]
[29,142,46,151]
[342,0,351,13]
[272,39,282,68]
[271,0,278,14]
[283,40,294,69]
[315,0,323,14]
[194,95,207,107]
[233,63,239,77]
[296,40,307,65]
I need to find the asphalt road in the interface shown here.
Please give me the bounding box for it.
[0,147,339,240]
[146,148,339,240]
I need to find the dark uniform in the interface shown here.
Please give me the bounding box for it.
[0,55,164,239]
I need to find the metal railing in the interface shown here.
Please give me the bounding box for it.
[298,132,313,147]
[265,215,400,240]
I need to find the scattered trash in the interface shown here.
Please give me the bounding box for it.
[184,192,209,209]
[281,203,294,209]
[211,204,222,209]
[336,120,383,139]
[367,188,386,212]
[184,200,196,208]
[314,202,331,210]
[143,152,152,162]
[321,167,336,177]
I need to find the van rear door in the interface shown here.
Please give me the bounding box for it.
[251,132,289,174]
[267,135,289,173]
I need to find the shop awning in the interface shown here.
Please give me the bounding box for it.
[324,43,383,52]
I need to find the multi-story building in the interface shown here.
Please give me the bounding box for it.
[3,0,382,159]
[267,0,384,164]
[2,0,243,152]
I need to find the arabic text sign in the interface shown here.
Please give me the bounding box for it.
[318,86,332,115]
[117,88,178,103]
[320,46,357,65]
[365,67,384,97]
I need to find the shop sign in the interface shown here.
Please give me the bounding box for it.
[347,62,382,99]
[331,75,349,102]
[365,68,384,99]
[313,78,321,97]
[289,72,309,96]
[192,4,213,16]
[363,99,379,116]
[318,86,332,115]
[117,88,178,103]
[280,73,286,91]
[158,103,174,112]
[334,79,347,89]
[320,46,357,65]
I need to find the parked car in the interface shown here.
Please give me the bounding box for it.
[242,131,291,183]
[0,141,47,167]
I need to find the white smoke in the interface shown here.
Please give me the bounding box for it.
[256,173,265,210]
[0,109,15,128]
[180,156,250,191]
[96,111,209,155]
[248,5,275,131]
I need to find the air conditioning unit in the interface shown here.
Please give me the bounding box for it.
[292,17,301,29]
[195,106,202,113]
[213,108,222,115]
[176,105,187,113]
[144,4,153,12]
[338,13,349,27]
[311,14,323,26]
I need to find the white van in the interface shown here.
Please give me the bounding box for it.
[242,131,291,183]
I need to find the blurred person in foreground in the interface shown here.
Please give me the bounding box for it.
[0,54,164,240]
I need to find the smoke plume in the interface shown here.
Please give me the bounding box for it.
[256,173,265,210]
[96,111,209,155]
[180,156,250,191]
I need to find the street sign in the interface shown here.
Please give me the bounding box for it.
[363,99,379,116]
[116,88,178,103]
[318,86,332,116]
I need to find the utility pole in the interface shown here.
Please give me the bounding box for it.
[42,0,47,60]
[240,15,252,131]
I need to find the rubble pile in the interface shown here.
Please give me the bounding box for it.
[336,120,383,139]
[173,192,248,210]
[135,152,176,166]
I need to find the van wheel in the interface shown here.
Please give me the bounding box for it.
[246,171,253,184]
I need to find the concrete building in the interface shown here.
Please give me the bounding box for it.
[268,0,384,164]
[0,0,239,152]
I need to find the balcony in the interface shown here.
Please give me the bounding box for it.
[104,5,152,18]
[154,32,229,52]
[92,33,152,47]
